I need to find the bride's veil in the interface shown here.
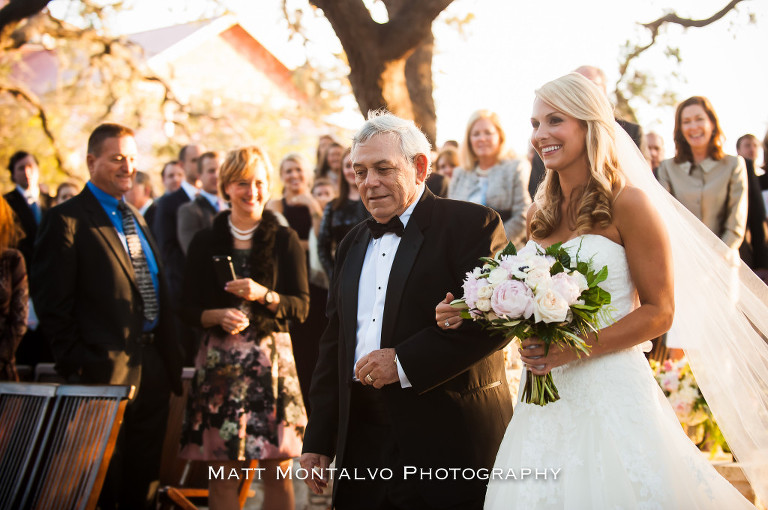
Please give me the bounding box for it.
[614,126,768,502]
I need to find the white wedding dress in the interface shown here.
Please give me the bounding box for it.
[485,235,754,509]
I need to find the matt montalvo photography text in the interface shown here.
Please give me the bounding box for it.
[209,465,562,482]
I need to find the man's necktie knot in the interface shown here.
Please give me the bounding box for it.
[366,216,404,239]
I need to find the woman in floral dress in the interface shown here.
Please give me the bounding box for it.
[180,146,310,510]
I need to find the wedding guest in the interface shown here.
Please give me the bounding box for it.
[308,178,335,290]
[266,153,328,414]
[449,109,531,246]
[314,134,336,176]
[735,134,768,275]
[0,196,27,381]
[657,96,748,251]
[161,160,184,195]
[179,146,309,510]
[317,148,369,279]
[177,151,225,254]
[645,131,665,175]
[315,141,344,187]
[4,151,46,269]
[425,147,457,197]
[125,171,156,226]
[54,180,80,206]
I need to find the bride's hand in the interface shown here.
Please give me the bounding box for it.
[436,292,462,330]
[520,337,578,376]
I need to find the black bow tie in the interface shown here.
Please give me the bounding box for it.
[366,216,404,239]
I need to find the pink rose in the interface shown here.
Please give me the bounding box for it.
[491,280,535,319]
[550,272,582,305]
[462,273,489,310]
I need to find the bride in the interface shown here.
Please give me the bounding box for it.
[436,73,766,508]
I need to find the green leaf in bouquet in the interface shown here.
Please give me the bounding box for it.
[556,251,571,269]
[550,261,566,275]
[450,299,469,309]
[571,303,599,312]
[588,266,608,286]
[543,242,563,256]
[576,261,590,275]
[479,257,500,267]
[459,310,473,320]
[503,320,522,327]
[498,242,517,257]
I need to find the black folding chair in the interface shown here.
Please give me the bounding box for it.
[0,382,58,508]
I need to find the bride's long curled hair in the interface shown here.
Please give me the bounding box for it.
[530,73,625,239]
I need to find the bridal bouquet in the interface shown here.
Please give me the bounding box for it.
[452,240,612,406]
[650,358,729,454]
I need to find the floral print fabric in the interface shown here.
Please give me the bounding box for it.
[180,330,306,461]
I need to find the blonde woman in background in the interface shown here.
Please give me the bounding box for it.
[449,109,531,246]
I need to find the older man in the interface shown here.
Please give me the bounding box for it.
[300,112,513,510]
[32,123,182,508]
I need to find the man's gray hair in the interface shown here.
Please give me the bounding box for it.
[352,110,432,172]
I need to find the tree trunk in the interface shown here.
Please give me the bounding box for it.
[310,0,451,146]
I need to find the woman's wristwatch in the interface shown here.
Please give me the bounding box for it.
[264,290,276,305]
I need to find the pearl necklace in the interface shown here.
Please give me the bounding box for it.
[228,217,258,241]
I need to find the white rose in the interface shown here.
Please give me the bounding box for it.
[533,288,569,323]
[527,255,555,272]
[550,272,582,305]
[477,285,494,299]
[516,241,538,258]
[476,298,492,312]
[525,267,552,291]
[487,267,510,285]
[570,271,589,293]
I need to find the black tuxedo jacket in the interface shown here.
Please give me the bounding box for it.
[152,187,191,299]
[31,186,182,394]
[4,188,45,271]
[304,190,514,507]
[177,195,217,255]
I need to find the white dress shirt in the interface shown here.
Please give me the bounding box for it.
[354,186,425,388]
[180,180,198,201]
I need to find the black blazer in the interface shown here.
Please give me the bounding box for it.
[152,187,191,299]
[180,210,310,334]
[4,188,45,271]
[31,185,182,394]
[304,190,514,507]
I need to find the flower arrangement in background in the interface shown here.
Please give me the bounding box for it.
[650,357,730,455]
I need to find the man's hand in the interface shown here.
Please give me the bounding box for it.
[299,453,332,494]
[355,348,398,388]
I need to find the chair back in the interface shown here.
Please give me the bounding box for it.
[0,383,58,508]
[0,383,133,510]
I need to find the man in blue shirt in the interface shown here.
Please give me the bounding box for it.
[32,123,183,509]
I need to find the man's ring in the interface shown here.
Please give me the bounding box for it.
[365,373,374,383]
[239,289,244,295]
[444,320,450,328]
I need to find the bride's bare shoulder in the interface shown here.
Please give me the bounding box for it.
[613,185,665,239]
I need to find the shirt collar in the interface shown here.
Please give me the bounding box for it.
[686,158,718,175]
[87,181,121,210]
[399,184,425,229]
[16,184,39,202]
[199,189,220,209]
[180,180,198,201]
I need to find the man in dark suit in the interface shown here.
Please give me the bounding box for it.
[177,150,224,254]
[5,150,52,366]
[31,123,183,509]
[4,151,46,271]
[300,112,514,510]
[152,143,204,363]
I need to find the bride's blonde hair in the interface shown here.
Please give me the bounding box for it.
[530,73,625,239]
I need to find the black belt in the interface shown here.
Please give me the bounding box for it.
[138,331,155,345]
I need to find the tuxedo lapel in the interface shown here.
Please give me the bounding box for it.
[341,226,371,375]
[380,191,434,348]
[81,188,136,285]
